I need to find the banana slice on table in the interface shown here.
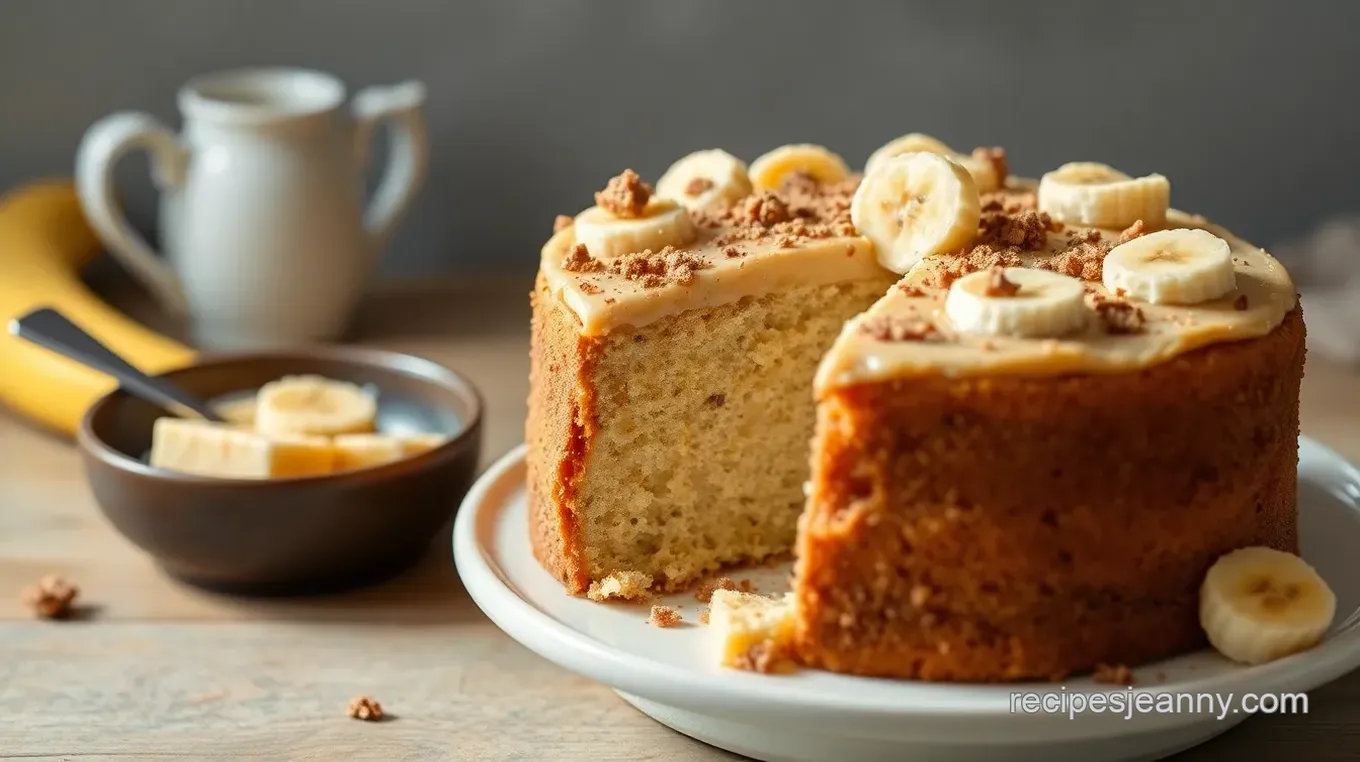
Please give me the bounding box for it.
[1102,228,1236,305]
[748,144,850,191]
[573,198,697,261]
[944,266,1087,338]
[1200,546,1336,665]
[1037,161,1170,228]
[254,375,378,437]
[850,152,981,274]
[864,133,1004,192]
[655,149,753,211]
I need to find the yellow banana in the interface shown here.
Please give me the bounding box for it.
[0,180,195,436]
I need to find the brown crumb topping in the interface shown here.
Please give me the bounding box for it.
[743,192,791,227]
[1039,241,1110,282]
[684,177,715,197]
[972,146,1009,188]
[860,315,944,343]
[978,209,1056,250]
[561,243,602,273]
[698,610,710,625]
[553,214,574,234]
[347,695,385,722]
[595,169,653,218]
[705,393,725,408]
[22,575,78,619]
[1093,663,1135,686]
[722,245,744,258]
[646,605,683,628]
[578,281,602,295]
[1094,299,1146,334]
[983,266,1020,297]
[896,282,927,297]
[607,246,711,288]
[1234,294,1249,310]
[929,244,1026,289]
[1118,219,1147,244]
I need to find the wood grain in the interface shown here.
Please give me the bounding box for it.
[0,275,1357,760]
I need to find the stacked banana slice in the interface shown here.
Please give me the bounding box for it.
[1200,546,1336,665]
[944,267,1088,338]
[1038,161,1170,229]
[747,144,851,191]
[864,133,1006,192]
[655,149,753,211]
[850,151,981,274]
[573,198,697,261]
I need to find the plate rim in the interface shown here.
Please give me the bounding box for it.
[454,437,1360,738]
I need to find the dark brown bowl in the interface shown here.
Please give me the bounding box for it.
[77,347,483,596]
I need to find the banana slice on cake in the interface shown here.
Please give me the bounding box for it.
[254,375,378,437]
[1037,161,1170,229]
[1200,546,1336,665]
[864,133,1004,192]
[573,198,698,261]
[944,266,1088,338]
[1102,228,1236,305]
[655,149,753,211]
[850,152,981,274]
[748,143,850,191]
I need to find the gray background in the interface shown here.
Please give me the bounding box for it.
[2,0,1357,278]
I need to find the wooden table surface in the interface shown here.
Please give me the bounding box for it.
[2,276,1359,761]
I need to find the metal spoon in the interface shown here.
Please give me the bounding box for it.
[9,307,223,423]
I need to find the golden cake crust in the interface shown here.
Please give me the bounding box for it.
[795,307,1305,682]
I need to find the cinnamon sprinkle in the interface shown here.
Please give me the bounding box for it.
[684,177,715,197]
[860,315,943,342]
[647,605,683,628]
[983,266,1020,297]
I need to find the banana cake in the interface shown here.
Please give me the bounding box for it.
[797,150,1302,681]
[529,135,1304,682]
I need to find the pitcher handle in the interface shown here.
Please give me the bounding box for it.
[353,81,428,252]
[75,112,190,317]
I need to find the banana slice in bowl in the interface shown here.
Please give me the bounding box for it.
[655,149,753,211]
[1037,161,1170,229]
[254,374,378,437]
[850,152,980,274]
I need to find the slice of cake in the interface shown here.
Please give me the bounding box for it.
[795,152,1303,681]
[708,590,798,673]
[528,149,898,594]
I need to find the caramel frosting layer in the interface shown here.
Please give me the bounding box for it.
[814,201,1296,392]
[541,179,896,336]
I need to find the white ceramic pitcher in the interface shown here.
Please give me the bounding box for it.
[76,68,428,349]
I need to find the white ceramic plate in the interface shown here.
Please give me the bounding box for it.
[454,439,1360,762]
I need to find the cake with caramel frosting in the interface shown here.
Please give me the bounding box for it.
[529,135,1303,682]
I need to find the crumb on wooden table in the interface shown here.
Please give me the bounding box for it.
[21,575,78,620]
[347,695,384,722]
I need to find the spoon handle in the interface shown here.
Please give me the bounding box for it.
[9,307,224,423]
